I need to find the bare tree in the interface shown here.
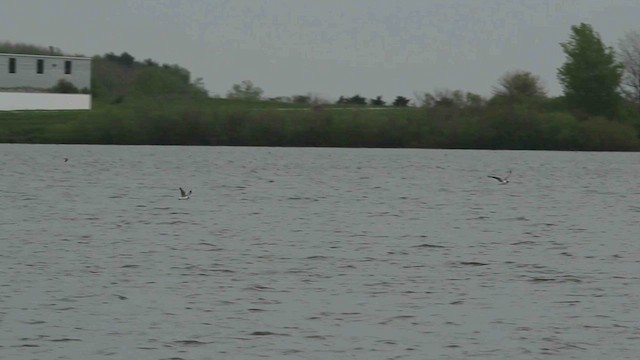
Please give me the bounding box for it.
[618,30,640,103]
[493,70,546,99]
[226,80,263,101]
[418,89,465,108]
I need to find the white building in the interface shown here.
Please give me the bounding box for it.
[0,53,92,110]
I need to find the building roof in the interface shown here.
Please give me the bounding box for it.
[0,52,91,60]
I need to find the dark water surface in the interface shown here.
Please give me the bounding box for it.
[1,144,639,359]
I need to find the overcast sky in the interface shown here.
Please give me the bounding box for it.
[1,0,639,102]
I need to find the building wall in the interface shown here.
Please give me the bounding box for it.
[0,53,91,91]
[0,92,91,110]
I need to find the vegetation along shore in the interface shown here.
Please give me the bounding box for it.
[1,23,639,151]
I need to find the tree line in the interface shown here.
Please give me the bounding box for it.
[1,23,640,150]
[0,41,64,56]
[228,23,640,117]
[91,52,208,102]
[215,23,640,150]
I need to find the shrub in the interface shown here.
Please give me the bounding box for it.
[576,116,640,150]
[50,79,80,93]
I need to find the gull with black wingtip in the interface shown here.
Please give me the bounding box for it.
[488,170,512,185]
[179,187,192,200]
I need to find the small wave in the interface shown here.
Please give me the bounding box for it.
[503,216,530,222]
[172,340,211,346]
[306,255,330,260]
[49,338,82,342]
[528,276,582,283]
[282,349,303,355]
[368,211,401,218]
[198,242,222,249]
[287,196,319,201]
[156,220,194,225]
[531,222,558,227]
[210,268,235,273]
[249,331,290,336]
[412,243,446,248]
[244,285,275,291]
[511,240,536,245]
[379,315,416,325]
[457,261,490,266]
[466,216,490,220]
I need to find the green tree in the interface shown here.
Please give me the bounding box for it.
[226,80,263,101]
[105,52,135,67]
[336,94,366,105]
[348,94,367,105]
[143,58,159,67]
[119,52,135,67]
[392,96,410,107]
[557,23,623,119]
[465,92,486,108]
[0,41,63,55]
[370,96,386,106]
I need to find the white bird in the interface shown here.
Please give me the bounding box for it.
[179,187,192,200]
[488,170,512,185]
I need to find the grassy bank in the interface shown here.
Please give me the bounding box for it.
[1,96,639,151]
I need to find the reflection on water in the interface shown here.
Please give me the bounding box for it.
[1,144,639,359]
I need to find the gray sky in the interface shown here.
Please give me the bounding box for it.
[2,0,639,102]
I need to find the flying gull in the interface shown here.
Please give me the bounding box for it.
[179,187,192,200]
[488,170,512,185]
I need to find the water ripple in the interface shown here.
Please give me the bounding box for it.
[2,145,640,359]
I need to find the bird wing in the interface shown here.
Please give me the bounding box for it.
[488,176,502,182]
[179,187,186,197]
[503,170,512,180]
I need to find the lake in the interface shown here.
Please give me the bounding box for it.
[1,144,639,359]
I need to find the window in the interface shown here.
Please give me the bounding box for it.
[37,59,44,74]
[64,60,72,74]
[9,58,16,73]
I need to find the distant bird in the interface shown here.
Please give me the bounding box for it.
[488,170,512,185]
[179,187,192,200]
[64,158,68,162]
